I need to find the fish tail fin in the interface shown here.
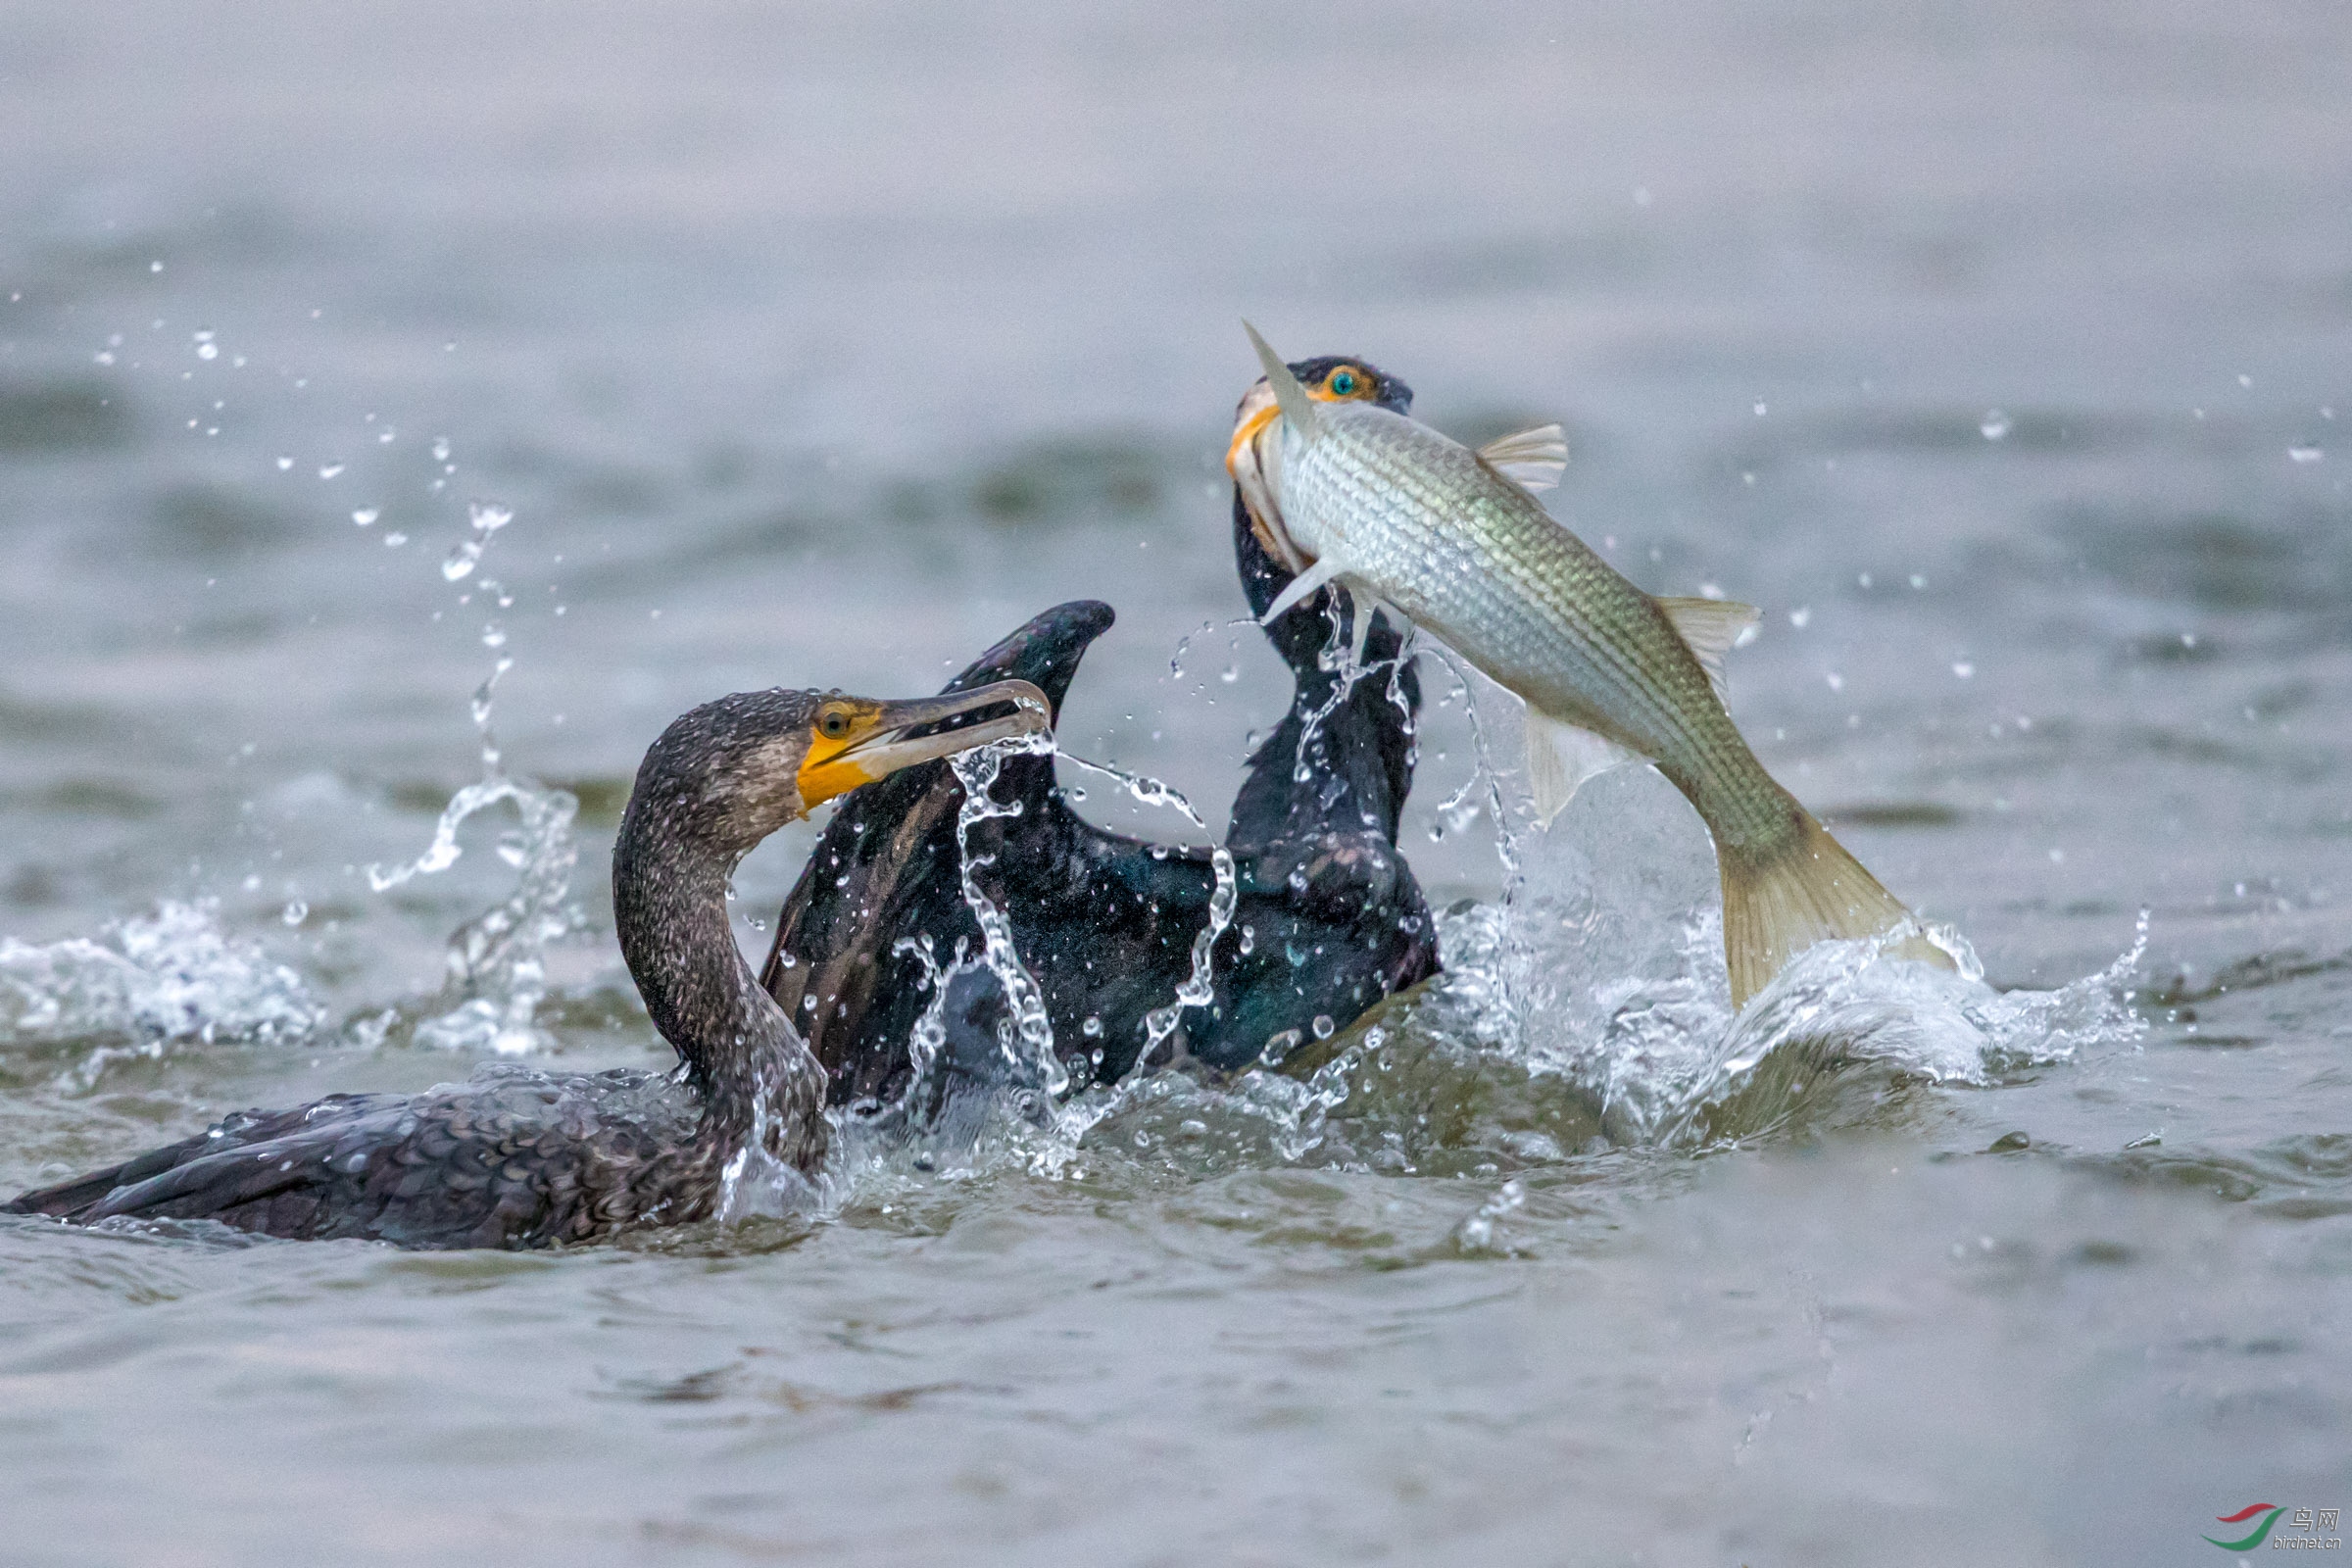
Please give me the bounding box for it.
[1717,808,1953,1007]
[1242,321,1324,439]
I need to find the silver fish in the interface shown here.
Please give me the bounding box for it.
[1227,323,1948,1006]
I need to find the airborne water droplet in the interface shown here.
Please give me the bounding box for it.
[351,508,379,526]
[1980,410,2012,441]
[280,900,308,927]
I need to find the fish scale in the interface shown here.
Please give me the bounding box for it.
[1236,326,1952,1004]
[1295,403,1767,833]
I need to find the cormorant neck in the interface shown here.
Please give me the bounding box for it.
[1229,490,1421,848]
[612,804,826,1163]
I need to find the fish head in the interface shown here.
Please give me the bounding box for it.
[1226,354,1413,572]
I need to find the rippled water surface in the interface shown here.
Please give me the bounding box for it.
[4,3,2350,1563]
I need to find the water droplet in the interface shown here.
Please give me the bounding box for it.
[1237,924,1255,955]
[383,531,408,547]
[1752,400,1767,416]
[1082,1014,1103,1038]
[377,427,396,444]
[1219,664,1239,683]
[351,508,379,527]
[1788,606,1811,628]
[481,622,507,649]
[1951,661,1975,678]
[1824,671,1844,692]
[280,900,308,927]
[432,437,452,462]
[1980,410,2011,441]
[442,547,477,581]
[2289,445,2324,464]
[1311,1013,1335,1039]
[274,456,293,470]
[469,501,511,534]
[318,462,345,479]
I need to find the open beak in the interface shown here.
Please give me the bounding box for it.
[1226,380,1310,574]
[795,678,1052,808]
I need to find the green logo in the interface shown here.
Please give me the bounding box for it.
[2204,1504,2284,1551]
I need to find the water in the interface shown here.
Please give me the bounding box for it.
[4,2,2352,1561]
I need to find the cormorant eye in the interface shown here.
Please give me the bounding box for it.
[1329,368,1359,397]
[819,709,852,740]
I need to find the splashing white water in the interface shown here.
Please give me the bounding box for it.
[363,497,583,1054]
[367,776,582,1054]
[0,899,322,1061]
[1051,749,1238,1070]
[947,734,1066,1096]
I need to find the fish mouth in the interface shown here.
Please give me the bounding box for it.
[795,679,1052,808]
[1225,380,1311,574]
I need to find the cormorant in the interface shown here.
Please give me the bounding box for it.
[5,679,1048,1248]
[760,356,1442,1116]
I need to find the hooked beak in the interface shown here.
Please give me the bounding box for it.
[1226,380,1309,574]
[795,678,1052,808]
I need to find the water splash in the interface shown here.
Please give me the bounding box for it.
[440,499,511,583]
[946,734,1066,1096]
[363,498,582,1054]
[368,776,582,1055]
[0,900,322,1071]
[1051,748,1238,1069]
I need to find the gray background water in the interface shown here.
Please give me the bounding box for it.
[2,2,2349,1562]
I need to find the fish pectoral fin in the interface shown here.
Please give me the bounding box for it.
[1655,595,1761,708]
[1260,555,1346,625]
[1243,321,1324,441]
[1524,710,1641,827]
[1476,423,1569,492]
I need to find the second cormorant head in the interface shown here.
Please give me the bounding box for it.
[1227,354,1413,585]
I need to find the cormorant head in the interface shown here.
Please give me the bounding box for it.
[1225,355,1412,570]
[627,679,1051,856]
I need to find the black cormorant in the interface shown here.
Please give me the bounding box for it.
[760,356,1442,1115]
[5,679,1048,1248]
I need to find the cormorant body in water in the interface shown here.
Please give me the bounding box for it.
[761,356,1441,1113]
[5,680,1047,1248]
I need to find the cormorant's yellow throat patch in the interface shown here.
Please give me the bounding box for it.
[793,699,896,808]
[788,681,1055,811]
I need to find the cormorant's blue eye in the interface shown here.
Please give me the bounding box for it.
[1330,370,1358,396]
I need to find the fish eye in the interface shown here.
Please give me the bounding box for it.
[818,708,853,740]
[1328,368,1360,397]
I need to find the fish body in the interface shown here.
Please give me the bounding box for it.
[1232,325,1947,1005]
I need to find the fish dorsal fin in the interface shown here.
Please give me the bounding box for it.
[1525,708,1641,826]
[1476,423,1568,492]
[1243,321,1323,441]
[1654,595,1760,709]
[1260,554,1345,626]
